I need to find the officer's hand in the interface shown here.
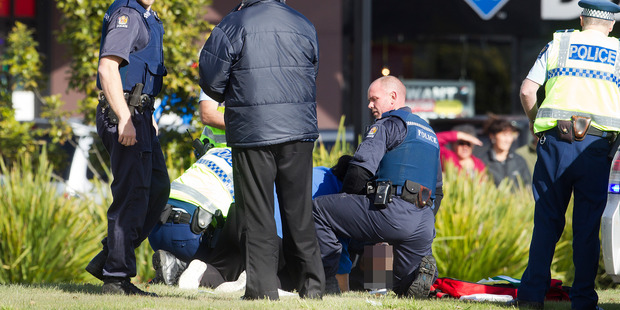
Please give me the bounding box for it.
[118,118,138,146]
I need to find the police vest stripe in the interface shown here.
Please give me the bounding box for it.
[195,158,234,198]
[547,68,620,87]
[537,107,620,129]
[170,182,219,215]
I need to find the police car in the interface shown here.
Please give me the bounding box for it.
[603,149,620,283]
[35,119,108,201]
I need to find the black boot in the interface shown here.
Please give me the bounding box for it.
[102,277,158,297]
[407,255,437,299]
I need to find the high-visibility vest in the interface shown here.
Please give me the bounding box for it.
[200,107,227,148]
[534,29,620,133]
[169,147,234,217]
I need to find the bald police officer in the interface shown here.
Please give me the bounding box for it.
[313,76,441,297]
[517,1,620,309]
[86,0,169,296]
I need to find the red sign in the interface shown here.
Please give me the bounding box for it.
[0,0,10,17]
[15,0,35,18]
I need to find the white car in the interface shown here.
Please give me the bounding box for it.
[60,121,103,198]
[603,148,620,283]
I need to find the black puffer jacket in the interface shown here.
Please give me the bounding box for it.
[199,0,319,148]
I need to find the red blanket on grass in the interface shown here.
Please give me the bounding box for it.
[431,277,570,301]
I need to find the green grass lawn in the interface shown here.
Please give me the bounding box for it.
[1,283,619,310]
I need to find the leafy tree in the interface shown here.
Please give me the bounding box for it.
[55,0,214,125]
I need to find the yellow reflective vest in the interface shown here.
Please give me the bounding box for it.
[169,147,234,217]
[535,29,620,133]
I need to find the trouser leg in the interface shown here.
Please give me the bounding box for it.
[313,194,431,293]
[195,202,245,282]
[232,146,280,300]
[96,107,169,278]
[275,141,324,298]
[518,134,571,303]
[570,136,610,310]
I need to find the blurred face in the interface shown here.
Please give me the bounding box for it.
[138,0,155,9]
[454,140,472,160]
[367,81,395,119]
[491,129,517,153]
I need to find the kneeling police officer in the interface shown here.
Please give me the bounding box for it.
[313,76,442,297]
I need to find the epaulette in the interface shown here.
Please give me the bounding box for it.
[555,29,575,33]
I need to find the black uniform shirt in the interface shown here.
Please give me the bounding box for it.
[100,7,150,66]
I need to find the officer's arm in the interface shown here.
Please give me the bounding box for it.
[199,99,225,130]
[520,78,541,123]
[98,55,136,146]
[199,27,233,103]
[341,164,373,195]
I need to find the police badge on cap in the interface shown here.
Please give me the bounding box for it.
[579,0,620,20]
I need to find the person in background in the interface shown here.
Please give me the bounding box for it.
[515,128,538,178]
[515,1,620,308]
[480,115,531,186]
[86,0,169,297]
[198,0,323,299]
[436,124,485,175]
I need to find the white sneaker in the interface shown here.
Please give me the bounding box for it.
[277,289,298,298]
[214,271,246,293]
[178,259,207,289]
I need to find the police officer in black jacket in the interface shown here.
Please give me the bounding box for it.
[86,0,169,296]
[313,76,442,297]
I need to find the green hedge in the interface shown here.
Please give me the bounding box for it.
[1,131,616,289]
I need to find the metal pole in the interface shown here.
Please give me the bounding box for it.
[351,0,371,145]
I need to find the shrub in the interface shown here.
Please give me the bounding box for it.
[313,116,354,167]
[433,163,536,282]
[0,151,104,284]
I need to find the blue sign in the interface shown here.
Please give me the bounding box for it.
[464,0,511,20]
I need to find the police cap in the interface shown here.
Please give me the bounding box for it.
[579,0,620,20]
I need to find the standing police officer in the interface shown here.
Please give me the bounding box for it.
[313,76,441,297]
[517,1,620,309]
[86,0,169,296]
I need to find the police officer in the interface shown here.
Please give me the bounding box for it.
[148,144,235,285]
[313,76,442,297]
[85,0,169,296]
[516,1,620,309]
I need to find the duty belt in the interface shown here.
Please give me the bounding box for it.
[537,108,620,129]
[540,125,617,141]
[167,209,191,224]
[366,184,402,196]
[97,92,155,113]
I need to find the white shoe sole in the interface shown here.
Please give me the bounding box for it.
[178,260,207,290]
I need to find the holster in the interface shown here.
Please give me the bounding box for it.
[556,119,574,142]
[190,207,214,235]
[97,83,144,125]
[159,203,173,224]
[400,180,432,209]
[367,180,392,208]
[572,115,591,141]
